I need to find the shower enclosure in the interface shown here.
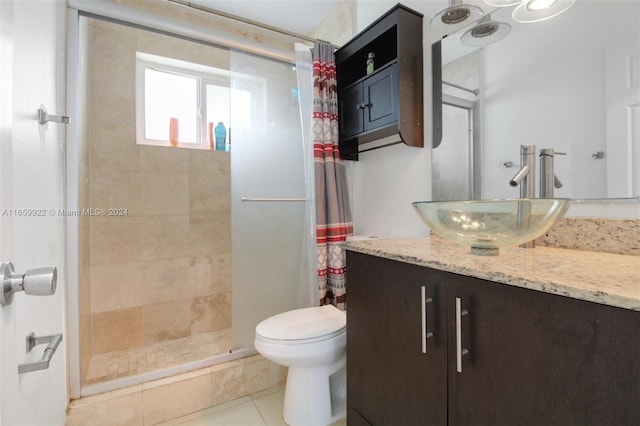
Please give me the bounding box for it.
[67,6,313,397]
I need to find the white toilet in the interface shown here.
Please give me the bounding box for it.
[254,305,347,426]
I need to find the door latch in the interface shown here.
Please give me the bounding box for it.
[0,262,57,306]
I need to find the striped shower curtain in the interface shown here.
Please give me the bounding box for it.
[313,42,353,310]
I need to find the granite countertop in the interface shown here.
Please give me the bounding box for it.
[344,236,640,311]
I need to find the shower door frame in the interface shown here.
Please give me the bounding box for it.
[65,2,310,399]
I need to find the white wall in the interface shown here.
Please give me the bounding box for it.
[0,0,68,424]
[479,1,639,201]
[351,0,639,235]
[352,0,444,238]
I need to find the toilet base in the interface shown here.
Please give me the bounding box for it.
[283,365,346,426]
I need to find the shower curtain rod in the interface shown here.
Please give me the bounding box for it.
[68,0,304,63]
[167,0,330,46]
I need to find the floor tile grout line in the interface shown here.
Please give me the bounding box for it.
[251,398,270,426]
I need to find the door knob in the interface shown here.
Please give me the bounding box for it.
[0,262,57,306]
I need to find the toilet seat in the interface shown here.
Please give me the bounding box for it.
[256,305,346,344]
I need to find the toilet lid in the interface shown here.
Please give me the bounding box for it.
[255,305,346,341]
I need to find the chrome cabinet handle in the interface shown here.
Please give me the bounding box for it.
[421,286,434,354]
[18,332,63,374]
[1,262,57,306]
[455,297,469,373]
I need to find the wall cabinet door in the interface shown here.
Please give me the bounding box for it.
[347,252,447,426]
[338,63,399,140]
[339,83,364,139]
[448,275,640,426]
[363,63,398,132]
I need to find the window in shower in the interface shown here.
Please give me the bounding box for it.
[135,52,231,149]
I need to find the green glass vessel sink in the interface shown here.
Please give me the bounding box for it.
[412,199,570,255]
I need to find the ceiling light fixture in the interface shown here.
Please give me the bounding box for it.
[461,14,512,47]
[513,0,575,23]
[483,0,522,6]
[430,0,484,35]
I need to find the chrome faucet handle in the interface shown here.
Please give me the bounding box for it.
[540,149,567,157]
[554,175,563,189]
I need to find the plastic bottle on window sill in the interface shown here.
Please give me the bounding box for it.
[215,122,227,151]
[366,52,375,75]
[208,122,214,150]
[169,117,179,147]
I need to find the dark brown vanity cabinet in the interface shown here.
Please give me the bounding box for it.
[347,251,447,425]
[346,251,640,426]
[335,4,423,160]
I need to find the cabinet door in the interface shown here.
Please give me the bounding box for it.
[339,83,364,138]
[364,63,398,132]
[347,252,447,426]
[448,274,640,425]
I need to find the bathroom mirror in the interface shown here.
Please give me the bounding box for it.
[432,0,640,201]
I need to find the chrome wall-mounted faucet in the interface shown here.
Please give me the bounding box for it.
[507,145,567,249]
[539,148,565,198]
[509,145,539,248]
[510,144,536,199]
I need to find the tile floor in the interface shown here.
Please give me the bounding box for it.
[159,387,347,426]
[85,329,231,384]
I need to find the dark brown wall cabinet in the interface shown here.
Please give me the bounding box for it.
[347,251,640,426]
[335,4,423,160]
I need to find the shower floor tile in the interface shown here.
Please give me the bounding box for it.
[84,328,231,385]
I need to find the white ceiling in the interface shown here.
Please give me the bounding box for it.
[187,0,341,35]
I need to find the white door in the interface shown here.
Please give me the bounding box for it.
[0,1,68,425]
[606,37,640,198]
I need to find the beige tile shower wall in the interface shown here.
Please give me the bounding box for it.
[85,19,232,362]
[308,1,356,46]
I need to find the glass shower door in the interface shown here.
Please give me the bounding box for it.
[230,50,309,349]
